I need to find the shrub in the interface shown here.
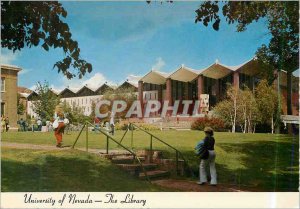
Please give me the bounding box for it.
[138,123,160,131]
[115,122,129,130]
[191,116,225,131]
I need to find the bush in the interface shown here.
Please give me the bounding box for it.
[115,122,129,130]
[138,123,160,131]
[191,117,225,131]
[114,123,160,131]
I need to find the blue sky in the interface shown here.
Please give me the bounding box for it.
[1,1,280,91]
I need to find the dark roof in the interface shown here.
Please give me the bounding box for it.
[94,84,113,95]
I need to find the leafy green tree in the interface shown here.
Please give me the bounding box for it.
[100,87,137,120]
[195,1,299,116]
[255,79,279,134]
[17,94,25,115]
[61,100,89,124]
[213,85,240,133]
[213,99,234,130]
[214,85,261,133]
[238,86,261,133]
[32,81,60,119]
[1,1,92,79]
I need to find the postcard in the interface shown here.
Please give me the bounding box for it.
[1,1,299,208]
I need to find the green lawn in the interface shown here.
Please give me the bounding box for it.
[2,130,299,191]
[1,147,169,192]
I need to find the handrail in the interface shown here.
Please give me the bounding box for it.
[72,121,151,182]
[128,122,193,176]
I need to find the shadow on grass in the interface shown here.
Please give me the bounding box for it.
[178,136,299,192]
[1,153,164,192]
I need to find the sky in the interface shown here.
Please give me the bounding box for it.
[2,1,291,92]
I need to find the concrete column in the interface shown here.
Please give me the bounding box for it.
[138,81,144,113]
[184,82,189,100]
[233,71,239,89]
[197,75,204,100]
[166,78,172,104]
[215,79,220,101]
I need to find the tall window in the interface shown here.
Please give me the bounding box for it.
[1,77,5,92]
[1,103,5,116]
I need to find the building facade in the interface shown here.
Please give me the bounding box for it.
[1,64,22,130]
[26,83,137,117]
[24,58,299,119]
[138,58,299,116]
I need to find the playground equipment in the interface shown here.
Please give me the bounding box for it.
[71,121,193,182]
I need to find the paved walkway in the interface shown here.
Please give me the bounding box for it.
[1,142,129,155]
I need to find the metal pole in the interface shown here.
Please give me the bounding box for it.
[150,135,153,163]
[131,124,133,150]
[175,150,179,176]
[276,70,282,134]
[106,135,109,154]
[86,122,88,152]
[72,123,85,149]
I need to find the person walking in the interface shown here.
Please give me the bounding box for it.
[19,118,26,131]
[1,116,6,132]
[37,118,43,131]
[31,117,36,132]
[53,112,65,148]
[94,116,100,133]
[197,127,217,186]
[46,119,50,132]
[5,116,9,132]
[109,111,115,136]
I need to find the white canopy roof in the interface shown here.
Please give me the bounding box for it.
[139,58,259,84]
[140,70,171,85]
[168,65,200,82]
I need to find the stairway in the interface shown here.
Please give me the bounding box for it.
[99,151,171,180]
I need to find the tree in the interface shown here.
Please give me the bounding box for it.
[195,1,299,117]
[32,81,60,119]
[1,1,92,79]
[61,100,88,124]
[238,86,261,133]
[99,86,137,120]
[255,79,279,134]
[213,99,234,131]
[17,94,25,116]
[214,85,261,133]
[213,85,240,133]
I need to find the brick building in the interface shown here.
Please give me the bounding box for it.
[1,64,22,130]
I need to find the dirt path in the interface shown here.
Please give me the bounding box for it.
[1,142,128,155]
[152,179,247,192]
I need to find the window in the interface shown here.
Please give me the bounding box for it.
[1,77,5,92]
[1,103,5,115]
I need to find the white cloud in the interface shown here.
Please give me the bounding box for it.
[126,74,142,82]
[152,57,165,71]
[56,72,116,92]
[0,50,19,64]
[19,68,32,75]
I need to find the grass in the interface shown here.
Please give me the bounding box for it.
[1,147,169,192]
[2,130,299,191]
